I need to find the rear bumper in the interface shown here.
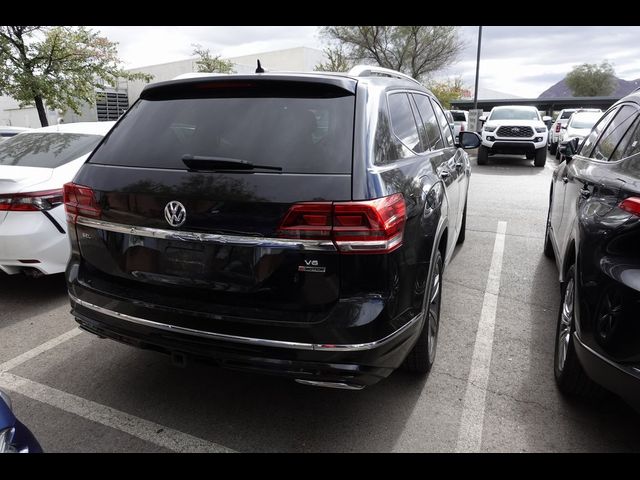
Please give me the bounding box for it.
[0,207,68,275]
[574,333,640,412]
[68,289,423,388]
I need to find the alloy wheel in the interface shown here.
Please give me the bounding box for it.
[557,277,574,372]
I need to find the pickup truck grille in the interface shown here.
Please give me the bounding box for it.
[497,126,534,138]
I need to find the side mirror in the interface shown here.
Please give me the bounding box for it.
[561,125,567,130]
[542,116,552,122]
[478,115,487,122]
[457,131,482,149]
[559,137,580,161]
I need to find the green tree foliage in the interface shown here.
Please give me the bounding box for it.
[314,46,352,72]
[319,26,464,82]
[192,44,235,74]
[565,61,616,97]
[0,26,152,127]
[428,77,471,109]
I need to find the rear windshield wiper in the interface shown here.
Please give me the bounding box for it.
[182,154,282,172]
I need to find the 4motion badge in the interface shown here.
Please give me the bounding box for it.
[298,260,326,273]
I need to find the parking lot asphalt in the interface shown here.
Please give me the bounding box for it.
[1,150,639,453]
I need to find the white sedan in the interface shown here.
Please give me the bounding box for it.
[0,122,115,276]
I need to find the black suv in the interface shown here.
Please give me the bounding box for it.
[64,66,481,389]
[545,90,640,411]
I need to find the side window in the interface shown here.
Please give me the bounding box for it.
[580,108,617,157]
[411,93,443,151]
[430,99,454,147]
[620,117,640,159]
[388,93,422,153]
[590,105,639,161]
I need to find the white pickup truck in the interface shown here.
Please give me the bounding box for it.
[479,106,550,167]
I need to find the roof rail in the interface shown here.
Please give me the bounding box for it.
[348,65,422,86]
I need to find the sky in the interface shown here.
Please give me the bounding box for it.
[92,26,640,98]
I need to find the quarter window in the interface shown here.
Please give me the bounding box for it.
[620,117,640,159]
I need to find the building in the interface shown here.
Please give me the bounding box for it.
[0,47,326,128]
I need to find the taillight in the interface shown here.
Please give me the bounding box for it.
[619,197,640,216]
[277,193,406,254]
[63,183,101,223]
[555,123,561,133]
[0,189,63,212]
[460,124,465,132]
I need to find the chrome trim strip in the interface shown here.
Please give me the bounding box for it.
[75,216,337,251]
[69,293,422,352]
[295,379,364,390]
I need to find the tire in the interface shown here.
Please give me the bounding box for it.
[534,147,546,167]
[457,199,467,245]
[543,199,555,259]
[403,250,443,374]
[549,142,558,155]
[477,145,489,165]
[555,148,561,160]
[554,265,603,399]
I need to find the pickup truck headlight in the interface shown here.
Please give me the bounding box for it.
[483,126,497,132]
[535,127,547,133]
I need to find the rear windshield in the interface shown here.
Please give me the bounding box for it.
[451,111,467,121]
[89,94,355,174]
[0,133,102,168]
[560,111,576,119]
[569,114,600,129]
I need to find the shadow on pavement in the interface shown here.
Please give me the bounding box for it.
[0,272,68,328]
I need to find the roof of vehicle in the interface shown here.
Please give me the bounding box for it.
[144,69,430,99]
[0,126,32,133]
[29,121,116,136]
[569,111,602,121]
[491,105,538,111]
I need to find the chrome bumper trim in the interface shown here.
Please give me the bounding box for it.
[69,293,422,352]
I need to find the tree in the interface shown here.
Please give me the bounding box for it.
[319,26,464,82]
[565,61,616,97]
[314,46,352,72]
[428,77,471,109]
[0,26,152,127]
[192,44,235,74]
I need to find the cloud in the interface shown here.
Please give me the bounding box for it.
[92,25,640,97]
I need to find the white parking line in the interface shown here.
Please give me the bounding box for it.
[0,327,235,452]
[0,372,234,453]
[455,221,507,453]
[0,328,82,373]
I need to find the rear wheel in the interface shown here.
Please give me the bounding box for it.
[534,147,546,167]
[554,265,602,398]
[549,142,558,155]
[403,250,443,373]
[555,148,561,160]
[477,145,489,165]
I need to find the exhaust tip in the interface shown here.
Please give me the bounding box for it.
[295,379,364,390]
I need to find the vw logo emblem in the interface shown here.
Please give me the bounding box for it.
[164,201,186,228]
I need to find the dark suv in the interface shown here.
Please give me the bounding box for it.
[545,90,640,411]
[64,66,480,389]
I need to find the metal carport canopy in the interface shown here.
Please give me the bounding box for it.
[450,96,622,114]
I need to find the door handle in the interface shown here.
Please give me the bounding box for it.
[580,186,591,199]
[562,176,568,184]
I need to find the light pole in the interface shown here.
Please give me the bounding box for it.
[473,26,483,111]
